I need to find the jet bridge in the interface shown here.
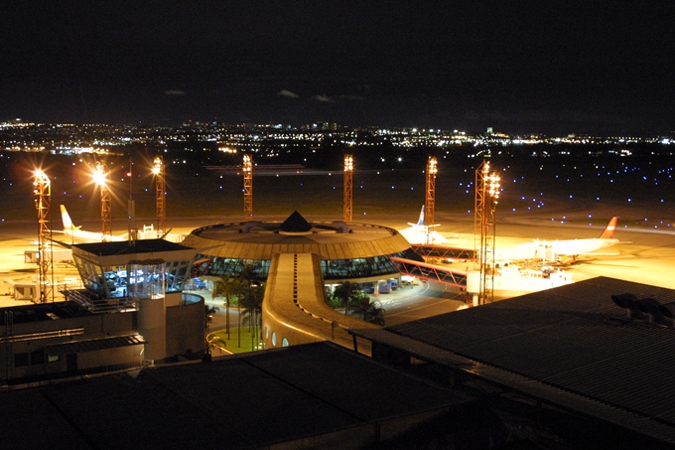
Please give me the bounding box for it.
[410,244,477,262]
[389,257,468,288]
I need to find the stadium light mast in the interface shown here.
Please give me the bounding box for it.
[474,160,500,305]
[243,154,253,219]
[424,157,438,243]
[94,161,112,241]
[34,169,53,303]
[343,154,353,222]
[152,156,166,236]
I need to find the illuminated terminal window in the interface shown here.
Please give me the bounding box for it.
[195,249,421,282]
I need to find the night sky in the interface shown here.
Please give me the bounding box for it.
[2,1,674,134]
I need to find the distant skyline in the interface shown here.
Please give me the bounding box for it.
[2,1,674,135]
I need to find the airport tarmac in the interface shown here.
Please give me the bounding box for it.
[1,208,674,310]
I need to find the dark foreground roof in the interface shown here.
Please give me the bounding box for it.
[375,277,675,446]
[74,238,191,256]
[0,342,475,450]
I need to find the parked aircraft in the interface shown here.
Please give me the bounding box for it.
[58,205,126,243]
[399,206,450,245]
[57,204,184,244]
[496,216,620,264]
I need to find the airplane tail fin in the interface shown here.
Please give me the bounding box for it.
[60,205,78,231]
[417,205,425,226]
[407,205,426,227]
[598,216,619,239]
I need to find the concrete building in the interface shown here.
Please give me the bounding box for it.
[182,211,423,350]
[1,239,206,385]
[3,277,675,449]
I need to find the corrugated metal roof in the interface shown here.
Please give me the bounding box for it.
[182,221,412,260]
[45,335,145,355]
[383,276,675,443]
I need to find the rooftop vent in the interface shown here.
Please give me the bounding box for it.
[635,297,668,325]
[611,293,643,319]
[611,293,672,326]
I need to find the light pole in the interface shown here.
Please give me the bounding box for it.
[93,162,112,241]
[152,156,166,236]
[343,154,353,222]
[34,169,53,303]
[474,160,500,305]
[243,154,253,219]
[425,157,438,244]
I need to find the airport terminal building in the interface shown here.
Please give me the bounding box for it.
[183,211,422,286]
[182,211,424,350]
[1,212,425,383]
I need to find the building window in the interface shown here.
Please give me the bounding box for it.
[271,331,277,347]
[282,338,289,347]
[47,354,60,363]
[14,353,29,367]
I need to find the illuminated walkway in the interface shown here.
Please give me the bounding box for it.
[261,252,378,355]
[410,244,476,262]
[389,257,468,288]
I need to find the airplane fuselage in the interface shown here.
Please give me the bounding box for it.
[64,228,126,243]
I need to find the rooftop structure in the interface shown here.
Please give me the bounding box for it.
[352,276,675,447]
[0,342,480,449]
[183,211,422,282]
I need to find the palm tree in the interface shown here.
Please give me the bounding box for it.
[235,263,262,348]
[333,281,356,312]
[348,292,386,326]
[240,284,264,351]
[238,263,263,288]
[212,276,241,339]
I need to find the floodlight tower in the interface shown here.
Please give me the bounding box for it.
[473,160,500,305]
[343,154,353,222]
[34,169,53,303]
[94,162,112,241]
[152,156,166,236]
[424,157,438,243]
[243,154,253,218]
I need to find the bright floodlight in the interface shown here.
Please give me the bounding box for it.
[487,173,500,200]
[344,155,353,172]
[34,169,51,187]
[428,157,438,174]
[93,163,107,186]
[152,157,162,175]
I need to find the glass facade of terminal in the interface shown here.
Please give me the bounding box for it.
[195,248,423,281]
[74,259,193,299]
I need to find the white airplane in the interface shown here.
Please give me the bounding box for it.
[496,216,620,264]
[57,204,184,244]
[399,206,450,245]
[58,205,126,243]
